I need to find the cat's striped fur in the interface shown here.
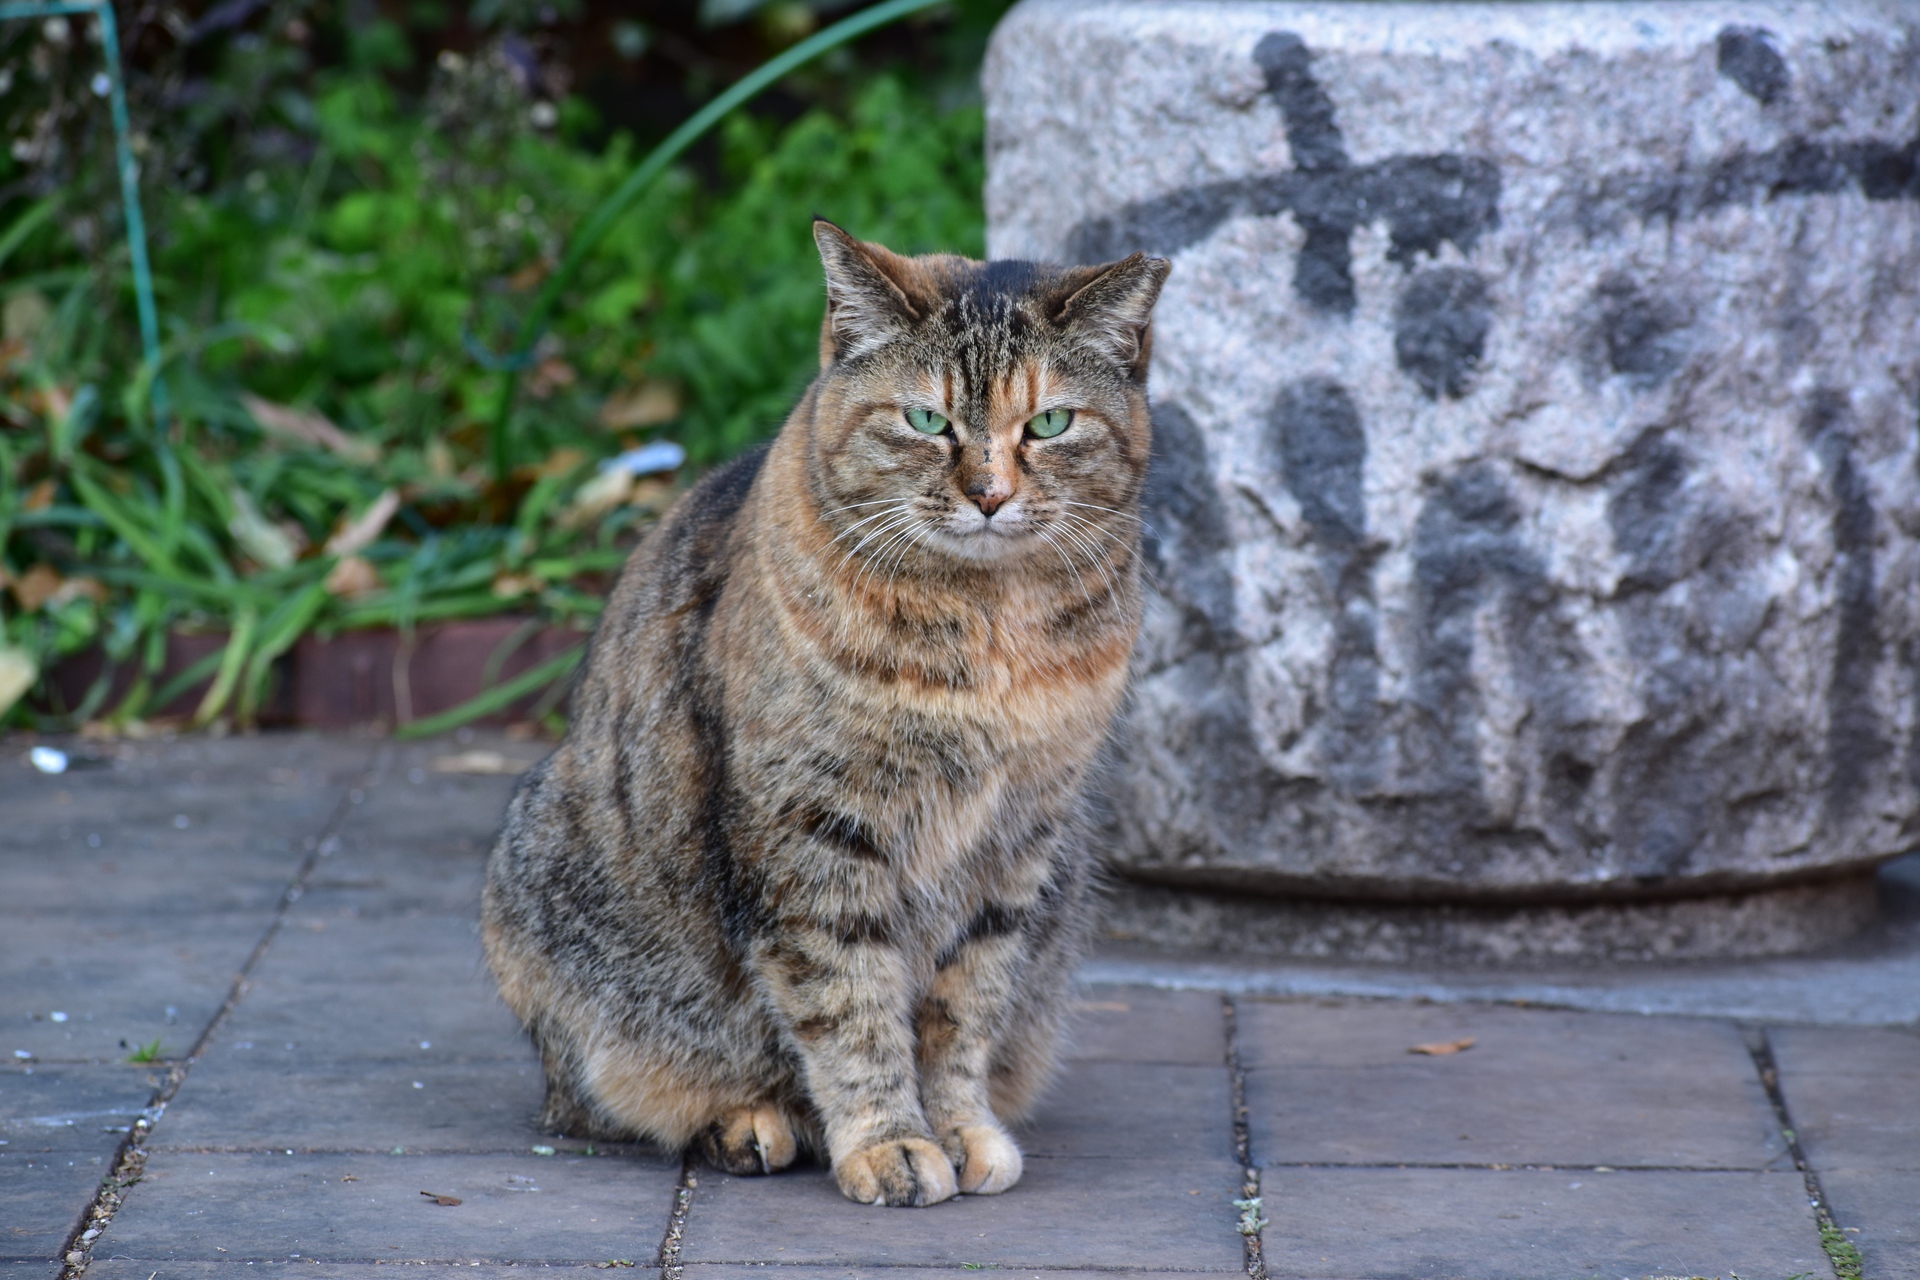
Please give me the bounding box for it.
[482,223,1169,1206]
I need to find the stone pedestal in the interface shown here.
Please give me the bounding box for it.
[985,1,1920,960]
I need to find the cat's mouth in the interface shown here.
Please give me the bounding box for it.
[935,502,1037,561]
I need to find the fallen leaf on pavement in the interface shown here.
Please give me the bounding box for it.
[1409,1037,1476,1056]
[420,1191,463,1206]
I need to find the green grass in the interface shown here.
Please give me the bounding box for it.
[1821,1223,1865,1280]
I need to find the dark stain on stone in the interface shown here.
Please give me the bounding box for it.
[1143,401,1235,646]
[1271,378,1380,787]
[1395,268,1493,400]
[1592,275,1690,388]
[1716,26,1790,105]
[1254,32,1348,172]
[1608,432,1694,593]
[1067,161,1502,317]
[1407,465,1539,796]
[1564,130,1920,236]
[1273,377,1366,547]
[1066,31,1501,320]
[1800,387,1886,814]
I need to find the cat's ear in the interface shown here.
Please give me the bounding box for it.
[814,220,924,365]
[1051,253,1172,379]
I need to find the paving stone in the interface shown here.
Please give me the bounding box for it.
[1255,1166,1825,1279]
[152,1052,548,1154]
[1241,999,1785,1168]
[1016,1062,1231,1161]
[0,1065,157,1149]
[3,915,267,1063]
[682,1270,1243,1279]
[0,1066,153,1266]
[91,1265,636,1279]
[0,1066,152,1267]
[303,772,515,917]
[0,769,333,921]
[0,1158,99,1268]
[93,1150,680,1262]
[90,1265,638,1279]
[1064,984,1225,1065]
[1822,1169,1920,1280]
[193,912,526,1061]
[1771,1025,1920,1171]
[678,1158,1245,1270]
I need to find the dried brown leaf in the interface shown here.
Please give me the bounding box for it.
[242,394,381,466]
[419,1191,463,1206]
[1408,1037,1477,1056]
[325,489,401,558]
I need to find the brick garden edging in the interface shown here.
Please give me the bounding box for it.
[47,618,585,728]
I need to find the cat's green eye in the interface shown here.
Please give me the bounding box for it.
[905,407,950,434]
[1027,409,1074,439]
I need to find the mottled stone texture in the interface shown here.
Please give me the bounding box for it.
[986,1,1920,909]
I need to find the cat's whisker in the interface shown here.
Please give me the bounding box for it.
[1058,499,1155,531]
[1034,526,1097,614]
[1049,511,1123,568]
[835,510,919,573]
[830,504,910,547]
[818,498,903,518]
[876,522,933,587]
[1048,517,1132,619]
[1054,511,1142,571]
[857,518,932,594]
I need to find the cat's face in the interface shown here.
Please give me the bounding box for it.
[804,223,1170,572]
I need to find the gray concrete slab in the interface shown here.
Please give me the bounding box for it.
[1062,985,1225,1066]
[4,915,265,1063]
[152,1051,549,1154]
[1241,999,1787,1170]
[91,1150,680,1263]
[1771,1026,1920,1172]
[1015,1062,1231,1162]
[682,1270,1244,1279]
[1822,1169,1920,1280]
[0,1066,155,1268]
[1254,1167,1826,1280]
[0,1066,157,1151]
[185,912,525,1062]
[307,761,523,919]
[91,1265,634,1279]
[678,1158,1246,1270]
[0,1160,99,1270]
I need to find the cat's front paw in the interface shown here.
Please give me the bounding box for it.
[700,1104,798,1176]
[939,1123,1023,1195]
[833,1137,958,1207]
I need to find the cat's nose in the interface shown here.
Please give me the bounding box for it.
[967,482,1010,516]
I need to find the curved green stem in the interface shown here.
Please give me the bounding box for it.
[485,0,944,484]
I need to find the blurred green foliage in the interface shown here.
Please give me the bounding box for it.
[0,0,992,728]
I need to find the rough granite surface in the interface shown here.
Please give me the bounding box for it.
[984,0,1920,904]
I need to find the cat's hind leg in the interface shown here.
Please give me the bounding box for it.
[699,1103,802,1175]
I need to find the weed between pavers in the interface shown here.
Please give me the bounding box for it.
[1818,1224,1865,1280]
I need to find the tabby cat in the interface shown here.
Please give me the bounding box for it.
[482,221,1169,1207]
